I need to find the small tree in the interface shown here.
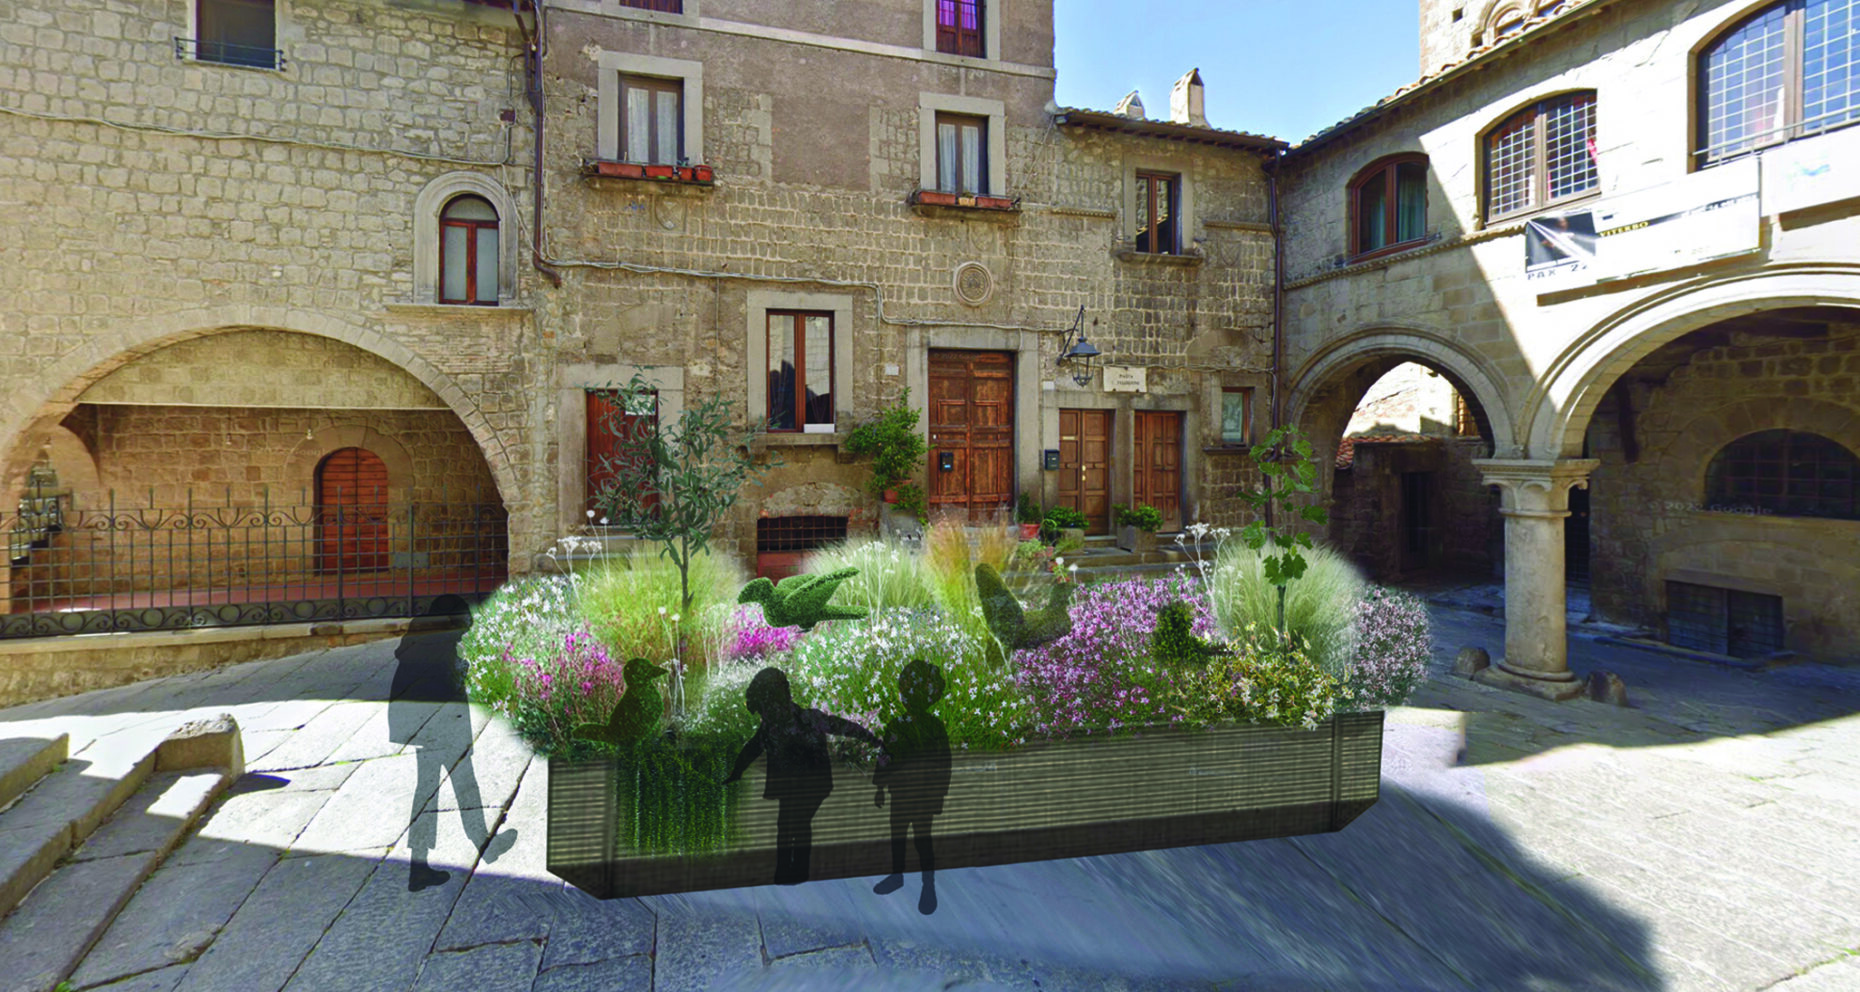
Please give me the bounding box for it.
[1235,424,1329,634]
[591,372,779,719]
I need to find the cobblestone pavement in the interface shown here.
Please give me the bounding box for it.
[2,604,1857,992]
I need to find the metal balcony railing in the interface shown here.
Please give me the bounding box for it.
[173,36,286,70]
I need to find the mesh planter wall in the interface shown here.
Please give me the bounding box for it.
[547,710,1383,898]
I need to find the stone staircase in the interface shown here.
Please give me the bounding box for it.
[1057,534,1219,583]
[0,717,243,992]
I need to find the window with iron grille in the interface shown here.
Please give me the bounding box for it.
[1705,430,1859,520]
[191,0,279,69]
[757,516,849,553]
[620,75,684,166]
[1698,0,1860,167]
[615,0,683,10]
[1348,155,1429,259]
[936,113,988,194]
[1666,581,1786,658]
[936,0,985,57]
[1484,93,1598,222]
[1134,172,1181,254]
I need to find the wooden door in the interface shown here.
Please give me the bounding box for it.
[928,350,1014,520]
[316,447,389,573]
[1057,409,1113,534]
[586,390,660,520]
[1134,411,1183,532]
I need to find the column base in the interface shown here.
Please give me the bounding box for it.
[1472,663,1587,702]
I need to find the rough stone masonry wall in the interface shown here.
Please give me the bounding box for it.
[1585,323,1860,661]
[0,0,541,567]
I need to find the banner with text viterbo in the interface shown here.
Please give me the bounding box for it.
[1526,157,1759,295]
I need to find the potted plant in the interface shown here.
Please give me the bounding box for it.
[693,164,714,182]
[1114,503,1164,554]
[644,163,677,179]
[1042,506,1088,551]
[844,390,930,526]
[1015,492,1043,539]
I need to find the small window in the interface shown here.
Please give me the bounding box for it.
[1485,93,1598,222]
[1667,581,1785,658]
[1706,429,1859,519]
[767,312,835,432]
[936,0,985,57]
[587,389,660,519]
[936,113,988,194]
[1135,172,1181,254]
[194,0,278,69]
[439,195,499,305]
[1349,155,1428,258]
[1220,388,1253,445]
[1697,0,1860,167]
[620,75,684,165]
[615,0,683,10]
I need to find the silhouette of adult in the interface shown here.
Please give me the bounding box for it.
[872,659,952,914]
[721,667,881,885]
[389,594,515,891]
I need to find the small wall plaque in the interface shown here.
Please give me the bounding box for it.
[1102,366,1148,393]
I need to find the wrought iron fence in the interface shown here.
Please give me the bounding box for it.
[172,36,287,70]
[2,486,508,639]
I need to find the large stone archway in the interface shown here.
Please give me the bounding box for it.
[1286,325,1519,455]
[0,306,522,514]
[1522,264,1860,459]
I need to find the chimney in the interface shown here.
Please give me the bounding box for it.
[1114,90,1145,120]
[1170,69,1206,127]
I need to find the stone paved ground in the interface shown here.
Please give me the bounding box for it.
[1,604,1857,992]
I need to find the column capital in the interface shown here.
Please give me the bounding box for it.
[1472,458,1599,514]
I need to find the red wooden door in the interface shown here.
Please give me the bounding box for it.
[586,390,659,520]
[316,447,389,573]
[1058,409,1113,534]
[928,350,1014,520]
[1134,411,1183,532]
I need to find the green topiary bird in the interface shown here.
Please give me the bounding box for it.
[1150,600,1230,670]
[737,567,868,631]
[574,658,668,747]
[975,562,1074,651]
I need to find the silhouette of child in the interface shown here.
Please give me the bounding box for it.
[872,659,951,915]
[721,667,880,885]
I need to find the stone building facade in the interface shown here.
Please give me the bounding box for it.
[1281,0,1860,677]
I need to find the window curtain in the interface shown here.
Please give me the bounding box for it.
[938,121,958,192]
[654,89,680,164]
[624,87,651,163]
[1395,164,1426,243]
[962,122,983,193]
[1357,179,1387,250]
[474,227,498,302]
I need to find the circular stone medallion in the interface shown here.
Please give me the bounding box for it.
[953,262,994,307]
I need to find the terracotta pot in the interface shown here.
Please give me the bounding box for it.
[676,166,695,181]
[692,164,714,182]
[914,190,957,206]
[883,490,899,504]
[977,195,1015,210]
[644,164,676,179]
[1019,522,1041,539]
[597,161,645,179]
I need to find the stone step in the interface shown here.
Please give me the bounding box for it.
[0,736,66,812]
[0,769,228,992]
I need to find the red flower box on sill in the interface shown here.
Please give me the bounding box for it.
[583,160,718,186]
[693,164,713,182]
[644,164,676,179]
[910,189,1019,212]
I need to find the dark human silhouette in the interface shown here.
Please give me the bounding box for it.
[573,658,667,747]
[389,595,515,891]
[721,667,880,885]
[872,659,952,914]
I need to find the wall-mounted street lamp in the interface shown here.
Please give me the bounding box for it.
[1057,306,1100,388]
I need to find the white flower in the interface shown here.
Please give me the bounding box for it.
[658,606,667,616]
[586,509,596,519]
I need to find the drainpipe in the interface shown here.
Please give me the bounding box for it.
[518,0,563,288]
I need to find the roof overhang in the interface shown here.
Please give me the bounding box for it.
[1053,108,1287,155]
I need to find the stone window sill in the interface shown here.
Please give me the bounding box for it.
[1202,443,1255,455]
[750,432,862,464]
[582,159,716,193]
[383,302,530,315]
[1113,246,1205,266]
[910,189,1022,219]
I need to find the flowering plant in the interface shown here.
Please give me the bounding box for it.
[1343,586,1431,709]
[1191,624,1345,731]
[493,625,631,757]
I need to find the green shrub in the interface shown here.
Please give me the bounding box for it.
[1114,503,1164,532]
[1016,491,1043,525]
[1207,539,1365,679]
[1187,624,1343,731]
[844,390,929,520]
[1043,506,1088,530]
[1149,600,1223,671]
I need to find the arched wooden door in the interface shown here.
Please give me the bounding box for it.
[315,447,390,573]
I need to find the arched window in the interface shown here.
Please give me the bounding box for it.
[1706,430,1859,519]
[1697,0,1860,167]
[1484,92,1598,221]
[439,195,499,305]
[1348,155,1429,259]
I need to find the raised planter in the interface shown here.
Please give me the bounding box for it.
[1118,525,1158,554]
[547,711,1383,898]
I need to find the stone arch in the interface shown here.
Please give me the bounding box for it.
[412,171,521,305]
[0,306,520,515]
[282,426,418,506]
[1522,264,1860,459]
[1286,326,1519,455]
[1654,397,1860,510]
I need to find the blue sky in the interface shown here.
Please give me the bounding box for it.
[1052,1,1422,145]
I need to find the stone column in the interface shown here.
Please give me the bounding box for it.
[1470,458,1599,702]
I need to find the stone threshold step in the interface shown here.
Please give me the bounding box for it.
[0,767,230,992]
[0,736,66,813]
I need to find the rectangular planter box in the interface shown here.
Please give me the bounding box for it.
[547,710,1383,899]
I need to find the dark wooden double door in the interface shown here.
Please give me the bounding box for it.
[1057,409,1183,534]
[929,350,1014,520]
